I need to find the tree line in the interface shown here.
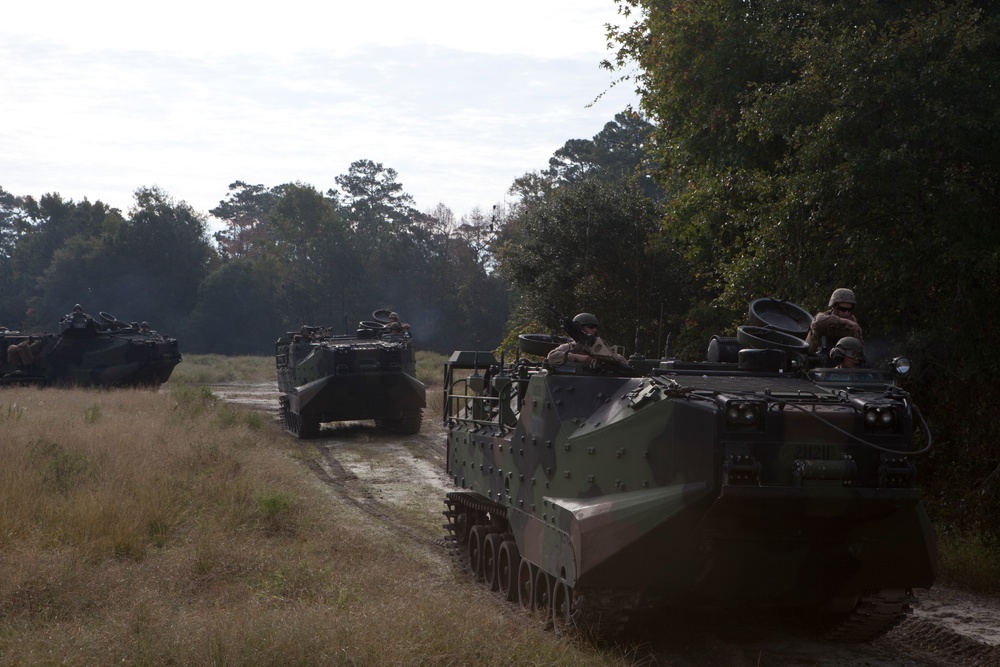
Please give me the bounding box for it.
[1,116,673,358]
[0,160,509,355]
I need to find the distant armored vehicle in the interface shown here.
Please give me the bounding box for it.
[275,312,427,438]
[442,299,934,641]
[0,311,181,387]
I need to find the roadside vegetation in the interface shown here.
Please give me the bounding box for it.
[0,385,628,666]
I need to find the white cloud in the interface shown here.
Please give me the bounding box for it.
[5,2,624,58]
[1,2,639,223]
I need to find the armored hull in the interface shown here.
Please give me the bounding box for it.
[443,336,935,640]
[276,324,426,438]
[0,318,181,387]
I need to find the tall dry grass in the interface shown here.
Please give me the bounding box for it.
[0,386,626,666]
[169,353,276,385]
[174,351,447,389]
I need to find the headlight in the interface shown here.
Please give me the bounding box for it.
[864,405,897,429]
[892,356,911,375]
[725,401,765,429]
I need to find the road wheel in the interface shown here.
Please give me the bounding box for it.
[533,567,552,614]
[517,558,535,611]
[482,532,502,592]
[497,539,520,602]
[468,525,488,582]
[552,579,574,630]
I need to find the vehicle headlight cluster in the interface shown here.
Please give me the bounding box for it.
[725,401,765,429]
[864,405,897,429]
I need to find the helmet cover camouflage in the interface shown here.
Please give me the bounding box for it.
[828,288,857,307]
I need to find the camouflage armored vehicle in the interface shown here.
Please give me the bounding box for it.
[0,311,181,387]
[442,299,935,641]
[275,311,426,438]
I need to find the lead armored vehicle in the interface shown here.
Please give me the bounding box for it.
[442,299,935,641]
[275,311,426,438]
[0,311,181,387]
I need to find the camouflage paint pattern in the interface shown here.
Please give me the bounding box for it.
[444,352,935,614]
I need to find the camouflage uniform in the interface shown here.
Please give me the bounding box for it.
[545,313,627,366]
[386,312,410,334]
[806,288,863,353]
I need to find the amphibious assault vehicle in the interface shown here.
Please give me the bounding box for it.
[0,311,181,387]
[275,311,426,438]
[442,299,935,641]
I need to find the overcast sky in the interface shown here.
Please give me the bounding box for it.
[1,2,639,225]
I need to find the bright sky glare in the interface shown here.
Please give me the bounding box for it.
[1,1,639,226]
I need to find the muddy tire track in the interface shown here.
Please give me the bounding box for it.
[304,424,450,553]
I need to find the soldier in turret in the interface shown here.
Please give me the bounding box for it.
[805,288,863,354]
[386,311,411,334]
[831,336,865,369]
[546,313,627,366]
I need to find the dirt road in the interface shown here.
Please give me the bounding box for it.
[213,381,1000,666]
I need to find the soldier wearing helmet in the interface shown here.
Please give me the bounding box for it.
[546,312,627,366]
[385,311,410,334]
[831,336,865,369]
[805,288,863,355]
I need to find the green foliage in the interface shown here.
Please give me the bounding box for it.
[169,354,275,384]
[210,181,288,260]
[414,351,448,386]
[609,0,1000,537]
[201,169,510,354]
[0,403,24,422]
[34,441,92,495]
[268,183,356,326]
[497,178,691,358]
[2,156,511,354]
[936,529,1000,594]
[215,403,264,430]
[170,384,219,420]
[83,404,102,424]
[184,259,284,354]
[256,491,294,534]
[13,187,215,332]
[499,110,693,357]
[611,0,1000,375]
[540,112,663,201]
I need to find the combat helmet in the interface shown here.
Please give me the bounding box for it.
[831,336,864,362]
[828,288,856,307]
[573,313,599,327]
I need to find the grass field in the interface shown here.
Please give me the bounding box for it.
[0,382,626,666]
[171,351,449,389]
